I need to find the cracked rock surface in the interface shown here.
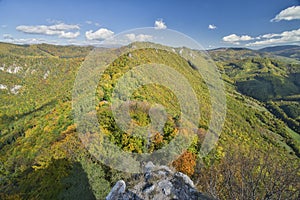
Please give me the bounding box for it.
[106,162,213,200]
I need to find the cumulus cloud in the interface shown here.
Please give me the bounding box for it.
[223,28,300,46]
[85,28,114,40]
[154,19,167,30]
[16,23,80,39]
[271,6,300,22]
[222,34,253,44]
[125,33,153,42]
[246,28,300,46]
[208,24,217,30]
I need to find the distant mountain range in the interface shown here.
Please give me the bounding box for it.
[259,45,300,60]
[208,45,300,61]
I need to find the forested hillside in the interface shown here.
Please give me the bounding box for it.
[0,42,299,199]
[209,47,300,134]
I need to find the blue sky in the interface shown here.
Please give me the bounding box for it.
[0,0,299,49]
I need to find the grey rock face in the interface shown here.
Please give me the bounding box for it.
[174,172,195,188]
[105,180,126,200]
[158,180,172,195]
[106,162,213,200]
[144,161,155,172]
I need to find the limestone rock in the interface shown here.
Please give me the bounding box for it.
[106,162,213,200]
[105,180,126,200]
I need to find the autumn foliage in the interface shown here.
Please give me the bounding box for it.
[172,150,197,176]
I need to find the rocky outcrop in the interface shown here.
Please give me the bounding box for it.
[106,162,213,200]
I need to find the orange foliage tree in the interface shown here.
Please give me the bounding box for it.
[172,150,196,176]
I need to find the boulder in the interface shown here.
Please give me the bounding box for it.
[106,162,213,200]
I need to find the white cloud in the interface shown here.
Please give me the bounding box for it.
[154,19,167,30]
[85,28,114,40]
[208,24,217,30]
[59,31,80,39]
[223,28,300,47]
[222,34,253,44]
[49,23,79,30]
[2,37,58,45]
[271,6,300,22]
[86,20,93,25]
[16,23,80,39]
[125,33,153,42]
[247,28,300,46]
[126,34,136,41]
[66,39,103,46]
[3,34,13,40]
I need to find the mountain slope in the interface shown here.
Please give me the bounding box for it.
[259,45,300,60]
[209,47,300,134]
[0,42,299,199]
